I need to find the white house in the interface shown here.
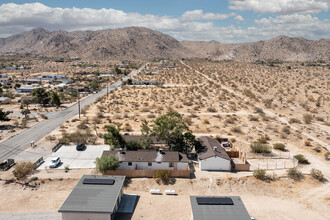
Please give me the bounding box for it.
[102,149,189,171]
[16,86,40,94]
[198,136,231,171]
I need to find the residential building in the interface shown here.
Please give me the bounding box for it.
[16,86,39,94]
[132,80,162,86]
[198,136,231,171]
[0,97,11,104]
[58,175,125,220]
[190,196,251,220]
[102,149,189,171]
[0,77,12,83]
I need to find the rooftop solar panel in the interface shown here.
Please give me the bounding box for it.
[196,197,234,205]
[83,178,115,185]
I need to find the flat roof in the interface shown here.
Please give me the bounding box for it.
[190,196,251,220]
[58,175,125,214]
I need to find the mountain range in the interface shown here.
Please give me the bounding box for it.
[0,27,329,62]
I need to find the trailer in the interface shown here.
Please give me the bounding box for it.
[0,159,15,171]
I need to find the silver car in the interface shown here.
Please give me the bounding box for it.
[48,156,61,168]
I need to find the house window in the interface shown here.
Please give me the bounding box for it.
[157,162,161,164]
[148,162,152,166]
[128,162,132,166]
[169,162,174,167]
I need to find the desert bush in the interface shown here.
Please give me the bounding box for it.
[12,162,36,180]
[207,107,217,112]
[154,169,171,183]
[325,152,330,161]
[282,126,291,135]
[95,155,119,174]
[250,142,271,153]
[253,169,266,180]
[230,138,236,143]
[304,141,311,146]
[289,118,301,124]
[303,114,313,124]
[294,154,310,164]
[257,135,270,144]
[254,107,264,114]
[310,168,324,181]
[273,143,287,151]
[287,168,304,181]
[40,114,48,119]
[231,126,242,133]
[249,115,259,121]
[77,121,88,129]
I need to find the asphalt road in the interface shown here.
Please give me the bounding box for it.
[0,64,147,161]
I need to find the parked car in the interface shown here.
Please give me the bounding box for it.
[48,156,61,168]
[76,143,86,151]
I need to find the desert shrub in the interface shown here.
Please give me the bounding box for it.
[77,121,88,129]
[325,152,330,161]
[12,162,36,180]
[123,124,132,132]
[303,114,313,124]
[310,168,324,181]
[287,168,304,181]
[294,154,310,164]
[230,138,236,143]
[95,155,120,174]
[282,126,291,135]
[249,115,259,121]
[254,107,264,114]
[64,165,70,173]
[154,169,171,183]
[273,143,287,151]
[304,141,311,146]
[257,135,270,144]
[40,114,48,119]
[253,169,266,180]
[231,126,242,133]
[250,142,271,153]
[289,118,301,124]
[207,107,217,112]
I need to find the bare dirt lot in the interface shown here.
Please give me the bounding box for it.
[0,169,329,220]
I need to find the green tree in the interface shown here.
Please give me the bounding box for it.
[95,154,120,174]
[103,124,126,148]
[32,88,50,106]
[152,110,200,153]
[0,109,10,121]
[22,99,31,110]
[89,81,99,91]
[139,120,152,148]
[50,92,61,107]
[21,108,31,119]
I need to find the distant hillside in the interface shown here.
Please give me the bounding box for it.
[0,27,329,62]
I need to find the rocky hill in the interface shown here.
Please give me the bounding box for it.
[0,27,329,62]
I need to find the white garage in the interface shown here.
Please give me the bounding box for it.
[198,136,231,171]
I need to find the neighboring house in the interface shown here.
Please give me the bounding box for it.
[5,66,16,70]
[58,175,125,220]
[102,149,189,171]
[123,135,168,149]
[66,86,86,93]
[41,74,67,80]
[23,78,42,85]
[132,80,162,86]
[0,97,11,104]
[198,136,231,171]
[16,86,39,94]
[0,77,12,83]
[190,196,251,220]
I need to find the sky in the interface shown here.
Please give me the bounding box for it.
[0,0,329,43]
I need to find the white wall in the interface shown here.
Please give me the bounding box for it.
[61,212,110,220]
[199,156,231,171]
[117,162,188,170]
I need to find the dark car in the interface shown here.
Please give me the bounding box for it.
[76,143,86,151]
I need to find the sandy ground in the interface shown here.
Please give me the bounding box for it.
[0,169,329,220]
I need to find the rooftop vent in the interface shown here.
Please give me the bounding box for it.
[196,197,234,205]
[213,146,217,151]
[83,178,115,185]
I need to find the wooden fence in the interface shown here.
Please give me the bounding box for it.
[104,168,190,178]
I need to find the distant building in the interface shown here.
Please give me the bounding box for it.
[132,80,162,86]
[23,78,42,85]
[190,196,251,220]
[5,66,16,70]
[102,149,189,171]
[0,97,11,104]
[0,77,12,83]
[16,86,39,94]
[58,175,125,220]
[198,136,231,171]
[41,74,67,80]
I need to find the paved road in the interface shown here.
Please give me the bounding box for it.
[0,64,147,161]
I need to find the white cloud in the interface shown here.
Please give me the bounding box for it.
[180,10,235,21]
[229,0,329,14]
[0,3,329,43]
[234,15,244,21]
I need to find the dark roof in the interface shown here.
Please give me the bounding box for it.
[198,136,230,160]
[190,196,251,220]
[102,150,189,163]
[58,175,125,214]
[123,135,167,144]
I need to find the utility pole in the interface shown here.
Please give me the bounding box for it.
[77,89,80,118]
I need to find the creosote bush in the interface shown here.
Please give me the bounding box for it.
[253,169,266,180]
[287,168,304,181]
[310,168,324,181]
[154,169,171,183]
[303,114,313,124]
[294,154,310,164]
[273,143,287,151]
[250,142,271,153]
[12,161,36,180]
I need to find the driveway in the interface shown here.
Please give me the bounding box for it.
[37,145,109,170]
